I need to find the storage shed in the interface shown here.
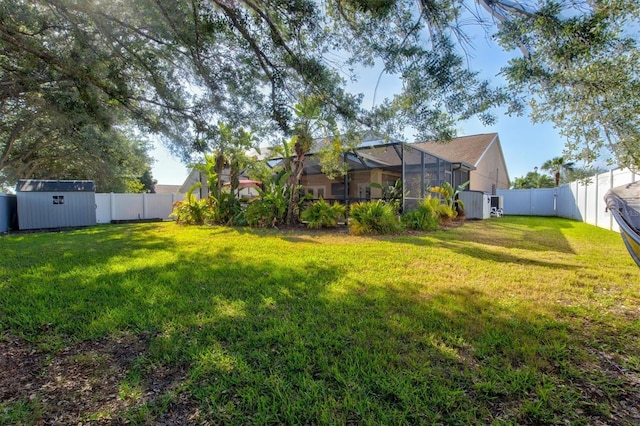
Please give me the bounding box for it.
[16,180,96,230]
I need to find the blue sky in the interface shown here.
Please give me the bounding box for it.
[151,24,570,186]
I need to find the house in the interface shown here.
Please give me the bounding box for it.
[179,168,261,199]
[153,184,182,194]
[413,133,510,193]
[180,133,509,211]
[290,135,476,211]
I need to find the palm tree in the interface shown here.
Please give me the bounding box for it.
[541,157,575,187]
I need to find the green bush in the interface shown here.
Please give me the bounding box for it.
[170,183,212,225]
[348,200,402,235]
[245,170,291,228]
[170,197,211,225]
[301,198,346,229]
[245,198,280,228]
[402,195,440,231]
[210,191,245,226]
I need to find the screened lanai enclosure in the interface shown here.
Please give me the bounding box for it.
[270,139,474,212]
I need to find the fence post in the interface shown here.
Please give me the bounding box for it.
[530,188,534,215]
[143,192,148,219]
[609,169,614,231]
[593,174,600,226]
[110,192,115,222]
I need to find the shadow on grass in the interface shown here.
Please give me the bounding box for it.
[1,221,638,425]
[397,217,579,255]
[429,239,578,270]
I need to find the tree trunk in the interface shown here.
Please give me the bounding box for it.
[285,142,306,225]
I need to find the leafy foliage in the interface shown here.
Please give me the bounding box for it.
[1,0,519,191]
[169,183,210,225]
[541,156,575,187]
[348,200,402,235]
[511,172,555,189]
[370,178,404,213]
[301,198,346,229]
[490,0,640,169]
[401,195,441,231]
[430,181,468,219]
[245,171,291,228]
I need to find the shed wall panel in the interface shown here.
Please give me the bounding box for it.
[17,192,96,230]
[458,191,490,219]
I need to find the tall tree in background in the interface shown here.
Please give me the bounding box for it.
[541,156,575,187]
[511,171,554,189]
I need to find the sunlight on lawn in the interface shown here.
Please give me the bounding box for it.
[1,217,638,424]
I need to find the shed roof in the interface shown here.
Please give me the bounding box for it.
[17,180,96,192]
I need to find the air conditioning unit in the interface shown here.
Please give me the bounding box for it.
[490,195,503,210]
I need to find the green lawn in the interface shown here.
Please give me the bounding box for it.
[1,217,639,424]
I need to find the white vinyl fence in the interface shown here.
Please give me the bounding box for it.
[498,168,637,233]
[95,193,185,224]
[496,188,556,216]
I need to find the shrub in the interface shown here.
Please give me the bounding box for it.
[210,191,245,226]
[245,170,291,228]
[348,200,402,235]
[245,198,281,228]
[170,183,212,225]
[301,198,346,229]
[402,195,440,231]
[430,181,468,221]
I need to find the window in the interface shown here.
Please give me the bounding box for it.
[357,183,371,199]
[53,195,65,205]
[305,186,326,199]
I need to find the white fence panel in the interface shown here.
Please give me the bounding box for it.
[95,193,184,223]
[498,167,639,233]
[112,194,144,221]
[146,193,182,220]
[556,184,580,220]
[497,188,555,216]
[584,179,599,227]
[95,193,112,224]
[554,168,636,233]
[596,173,613,230]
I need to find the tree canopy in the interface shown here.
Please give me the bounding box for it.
[1,0,639,187]
[487,0,640,170]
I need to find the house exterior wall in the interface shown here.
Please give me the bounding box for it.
[301,174,334,197]
[348,171,372,199]
[17,191,96,230]
[470,141,510,193]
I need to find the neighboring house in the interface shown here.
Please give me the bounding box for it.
[413,133,510,193]
[153,184,182,194]
[179,168,261,199]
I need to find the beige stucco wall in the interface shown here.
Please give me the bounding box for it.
[470,141,510,193]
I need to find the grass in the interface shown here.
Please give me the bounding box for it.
[1,216,639,424]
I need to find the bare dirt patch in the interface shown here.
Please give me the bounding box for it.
[0,333,198,424]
